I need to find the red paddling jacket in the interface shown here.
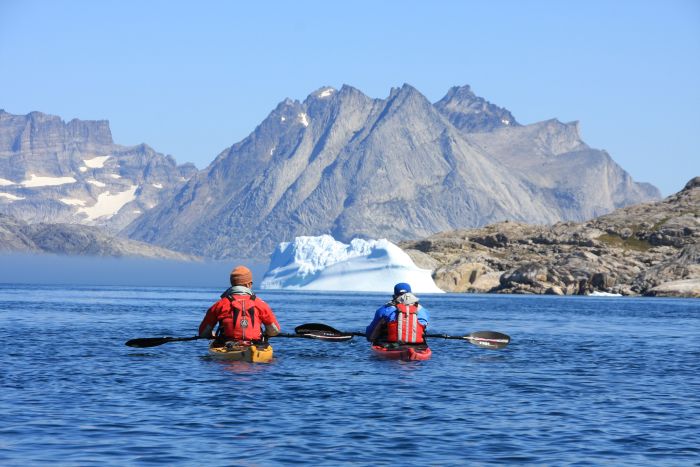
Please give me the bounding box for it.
[199,287,281,341]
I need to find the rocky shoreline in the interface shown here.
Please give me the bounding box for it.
[403,177,700,298]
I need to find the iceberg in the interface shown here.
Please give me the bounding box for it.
[260,235,444,293]
[588,291,623,297]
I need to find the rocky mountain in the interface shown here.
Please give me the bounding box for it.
[0,110,197,232]
[0,213,197,260]
[401,177,700,297]
[434,85,519,132]
[125,84,659,259]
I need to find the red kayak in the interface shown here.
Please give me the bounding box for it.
[371,343,432,361]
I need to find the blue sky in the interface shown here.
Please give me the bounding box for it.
[0,0,698,195]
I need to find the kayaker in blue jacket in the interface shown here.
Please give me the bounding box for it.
[366,282,429,343]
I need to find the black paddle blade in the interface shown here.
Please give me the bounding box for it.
[125,336,202,348]
[295,323,344,334]
[303,333,354,342]
[125,337,173,348]
[294,323,354,341]
[466,331,511,349]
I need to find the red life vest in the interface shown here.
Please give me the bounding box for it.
[217,295,263,341]
[386,303,425,344]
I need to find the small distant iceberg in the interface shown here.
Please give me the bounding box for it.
[260,234,444,293]
[588,291,623,297]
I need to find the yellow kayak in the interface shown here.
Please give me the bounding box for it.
[208,342,274,363]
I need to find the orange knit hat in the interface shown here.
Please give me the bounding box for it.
[230,265,253,286]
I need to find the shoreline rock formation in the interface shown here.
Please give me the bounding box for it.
[402,178,700,298]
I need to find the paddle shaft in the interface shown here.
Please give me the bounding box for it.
[425,332,510,349]
[357,331,509,348]
[294,323,510,349]
[125,332,337,348]
[425,333,506,341]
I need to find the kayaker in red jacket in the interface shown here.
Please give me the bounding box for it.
[199,265,281,344]
[366,282,430,343]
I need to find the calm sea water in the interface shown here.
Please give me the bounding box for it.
[1,284,699,466]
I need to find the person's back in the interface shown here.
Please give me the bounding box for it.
[365,282,429,344]
[199,265,281,344]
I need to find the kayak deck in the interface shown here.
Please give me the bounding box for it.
[371,343,432,361]
[208,342,273,363]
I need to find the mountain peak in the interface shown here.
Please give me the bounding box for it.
[308,86,337,100]
[388,83,422,99]
[444,85,475,99]
[683,176,700,192]
[435,84,518,132]
[339,83,362,94]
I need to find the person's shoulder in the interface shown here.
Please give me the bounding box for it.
[252,295,271,306]
[209,296,229,309]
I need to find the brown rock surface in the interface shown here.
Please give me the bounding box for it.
[402,178,700,297]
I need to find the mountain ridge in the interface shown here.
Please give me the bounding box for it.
[125,83,660,259]
[0,212,198,260]
[0,109,196,232]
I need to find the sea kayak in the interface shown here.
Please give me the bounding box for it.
[371,342,432,361]
[208,342,274,363]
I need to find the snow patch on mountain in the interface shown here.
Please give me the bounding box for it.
[260,235,444,293]
[83,156,110,168]
[77,185,138,221]
[59,198,86,206]
[0,193,25,201]
[21,174,77,187]
[298,113,309,127]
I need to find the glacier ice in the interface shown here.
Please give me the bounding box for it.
[260,235,444,293]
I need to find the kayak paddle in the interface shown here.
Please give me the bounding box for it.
[294,323,362,338]
[295,323,511,349]
[125,335,205,347]
[425,331,511,349]
[125,331,352,348]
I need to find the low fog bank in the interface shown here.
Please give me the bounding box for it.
[0,254,269,288]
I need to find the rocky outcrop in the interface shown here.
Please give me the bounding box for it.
[0,110,197,232]
[125,84,659,259]
[0,213,198,260]
[401,179,699,297]
[646,278,700,298]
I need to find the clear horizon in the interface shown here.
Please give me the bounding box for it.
[1,0,698,195]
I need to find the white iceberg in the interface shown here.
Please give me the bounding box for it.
[588,291,623,297]
[260,234,444,293]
